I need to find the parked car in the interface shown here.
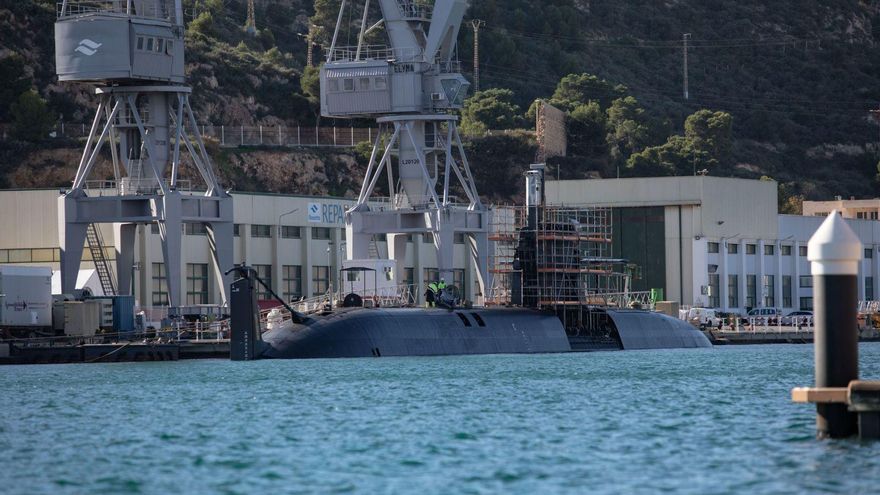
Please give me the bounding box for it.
[746,308,782,325]
[783,310,813,326]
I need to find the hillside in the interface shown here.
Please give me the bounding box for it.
[1,0,879,207]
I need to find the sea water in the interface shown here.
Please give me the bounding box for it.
[2,344,880,494]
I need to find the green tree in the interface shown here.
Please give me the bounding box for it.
[684,110,733,160]
[189,11,215,38]
[567,101,607,156]
[0,54,31,121]
[549,73,625,112]
[300,65,321,102]
[606,96,650,164]
[460,88,522,135]
[10,90,56,142]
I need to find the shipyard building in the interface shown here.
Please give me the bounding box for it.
[1,176,878,315]
[547,176,880,313]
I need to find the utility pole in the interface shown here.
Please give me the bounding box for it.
[245,0,257,35]
[471,19,485,92]
[682,33,691,100]
[871,107,880,145]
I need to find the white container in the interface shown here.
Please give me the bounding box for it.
[64,300,102,337]
[0,266,53,328]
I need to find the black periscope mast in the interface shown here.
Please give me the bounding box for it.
[227,165,709,361]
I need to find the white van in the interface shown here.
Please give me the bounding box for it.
[684,308,720,328]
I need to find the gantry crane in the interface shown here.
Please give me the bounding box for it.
[320,0,490,299]
[55,0,233,309]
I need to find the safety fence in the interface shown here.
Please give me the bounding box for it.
[21,122,380,149]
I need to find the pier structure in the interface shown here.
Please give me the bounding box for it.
[319,0,490,297]
[54,0,233,310]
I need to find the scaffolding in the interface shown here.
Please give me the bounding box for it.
[488,205,636,310]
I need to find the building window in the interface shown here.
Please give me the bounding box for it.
[764,245,775,256]
[423,268,439,285]
[254,265,272,300]
[746,244,756,255]
[424,233,434,244]
[146,37,154,51]
[783,276,792,308]
[186,263,209,305]
[312,227,331,240]
[762,275,775,307]
[233,224,241,237]
[866,248,874,260]
[185,223,207,236]
[312,265,330,295]
[800,297,814,311]
[283,265,302,301]
[403,267,415,298]
[857,212,868,219]
[800,275,813,288]
[252,225,272,238]
[707,242,719,254]
[136,36,144,50]
[872,212,879,220]
[781,245,792,256]
[454,233,466,245]
[728,275,739,308]
[867,277,875,302]
[746,275,757,309]
[799,246,808,257]
[151,223,160,235]
[282,226,302,239]
[453,269,465,291]
[343,78,354,91]
[708,274,720,308]
[151,262,169,306]
[375,77,387,90]
[727,243,738,255]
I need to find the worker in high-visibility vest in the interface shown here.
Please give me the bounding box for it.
[426,281,438,308]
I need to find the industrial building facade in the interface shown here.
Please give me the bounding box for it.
[547,176,880,314]
[0,189,479,309]
[3,178,879,315]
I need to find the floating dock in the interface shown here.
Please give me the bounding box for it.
[0,340,230,365]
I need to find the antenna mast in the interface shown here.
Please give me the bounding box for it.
[683,33,691,100]
[471,19,485,92]
[246,0,257,35]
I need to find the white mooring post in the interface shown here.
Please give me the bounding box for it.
[799,211,864,438]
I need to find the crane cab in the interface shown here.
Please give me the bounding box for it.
[55,2,184,84]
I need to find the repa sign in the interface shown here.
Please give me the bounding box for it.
[308,202,348,224]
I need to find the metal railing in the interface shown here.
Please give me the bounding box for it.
[82,179,192,196]
[58,0,175,21]
[48,122,379,149]
[327,45,424,63]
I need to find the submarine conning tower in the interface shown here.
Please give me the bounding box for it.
[55,0,233,311]
[319,0,490,300]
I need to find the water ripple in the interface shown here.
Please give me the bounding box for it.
[2,345,880,494]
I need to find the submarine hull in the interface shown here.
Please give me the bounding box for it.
[258,307,711,359]
[260,307,571,359]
